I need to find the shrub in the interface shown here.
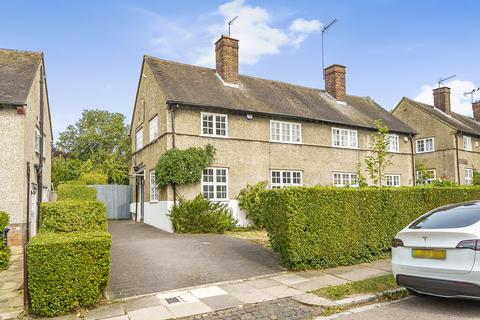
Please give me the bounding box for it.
[260,186,480,270]
[170,194,236,233]
[28,231,111,316]
[155,145,215,188]
[473,172,480,185]
[79,172,108,185]
[429,178,458,187]
[40,201,107,233]
[57,184,96,201]
[0,211,10,270]
[237,181,268,228]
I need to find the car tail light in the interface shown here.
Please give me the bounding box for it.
[392,238,404,248]
[456,240,480,250]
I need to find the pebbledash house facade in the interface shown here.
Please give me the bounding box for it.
[0,49,53,244]
[129,35,416,232]
[393,88,480,185]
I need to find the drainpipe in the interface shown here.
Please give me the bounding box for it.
[170,104,178,203]
[36,65,45,231]
[455,132,461,184]
[24,162,31,308]
[409,134,416,186]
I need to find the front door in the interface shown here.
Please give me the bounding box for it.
[30,188,38,237]
[136,174,145,222]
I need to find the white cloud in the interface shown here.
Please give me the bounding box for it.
[289,18,322,33]
[414,80,479,116]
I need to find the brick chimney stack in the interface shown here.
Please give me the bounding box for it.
[215,35,239,85]
[324,64,346,103]
[473,101,480,122]
[433,87,451,114]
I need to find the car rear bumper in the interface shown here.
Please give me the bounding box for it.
[396,274,480,299]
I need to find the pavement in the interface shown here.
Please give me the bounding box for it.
[47,258,392,320]
[0,246,24,320]
[325,295,480,319]
[108,220,284,299]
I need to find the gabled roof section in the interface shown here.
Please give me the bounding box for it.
[403,97,480,137]
[0,49,43,106]
[144,56,414,134]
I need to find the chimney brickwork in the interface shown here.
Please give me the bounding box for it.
[324,64,347,103]
[215,35,239,85]
[473,101,480,122]
[433,87,451,114]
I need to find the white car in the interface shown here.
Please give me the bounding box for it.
[392,201,480,299]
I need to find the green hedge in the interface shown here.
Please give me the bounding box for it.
[260,186,480,270]
[40,201,107,233]
[0,211,10,270]
[57,184,97,201]
[79,172,108,185]
[28,231,112,316]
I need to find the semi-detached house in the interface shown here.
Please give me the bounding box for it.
[129,35,416,232]
[393,87,480,185]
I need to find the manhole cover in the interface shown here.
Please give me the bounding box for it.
[165,297,180,304]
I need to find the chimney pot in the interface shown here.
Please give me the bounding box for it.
[215,35,239,85]
[324,64,347,103]
[473,101,480,121]
[433,87,451,114]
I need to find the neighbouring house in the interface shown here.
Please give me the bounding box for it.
[129,35,416,232]
[393,89,480,185]
[0,49,53,245]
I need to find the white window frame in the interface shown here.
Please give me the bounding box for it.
[464,136,472,151]
[270,120,302,144]
[270,170,303,189]
[149,116,158,142]
[35,128,41,153]
[332,172,359,187]
[387,134,400,152]
[150,171,158,202]
[202,167,229,201]
[135,128,143,151]
[415,137,435,153]
[332,128,358,149]
[416,169,437,184]
[201,112,228,138]
[385,174,401,187]
[465,168,474,185]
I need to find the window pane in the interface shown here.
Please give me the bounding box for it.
[216,169,227,183]
[281,123,291,142]
[410,203,480,229]
[282,171,291,184]
[349,131,357,148]
[203,185,214,199]
[202,114,214,135]
[215,115,227,136]
[292,124,301,142]
[216,185,227,199]
[271,122,281,141]
[203,169,214,182]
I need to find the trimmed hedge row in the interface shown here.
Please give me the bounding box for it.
[28,231,112,316]
[260,186,480,270]
[57,184,97,201]
[0,211,10,270]
[40,201,108,233]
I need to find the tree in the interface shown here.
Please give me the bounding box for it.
[55,110,131,184]
[415,161,435,185]
[364,120,393,187]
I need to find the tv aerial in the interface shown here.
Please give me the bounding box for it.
[465,88,480,103]
[438,75,456,87]
[322,19,338,80]
[228,16,238,37]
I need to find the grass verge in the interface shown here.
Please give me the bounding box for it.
[225,229,270,247]
[313,274,398,300]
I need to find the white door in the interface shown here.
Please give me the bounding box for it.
[30,189,38,237]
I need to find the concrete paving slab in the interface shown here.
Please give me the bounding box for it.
[127,305,173,320]
[190,286,226,299]
[362,260,392,272]
[83,304,125,320]
[310,274,349,287]
[334,267,389,281]
[220,282,276,304]
[121,295,163,312]
[261,285,303,299]
[289,279,331,292]
[272,274,308,286]
[294,270,328,279]
[102,316,129,320]
[292,293,336,307]
[246,277,282,289]
[200,294,244,311]
[166,300,212,318]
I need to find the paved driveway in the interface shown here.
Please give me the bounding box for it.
[108,220,284,299]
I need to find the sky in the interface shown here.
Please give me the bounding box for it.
[1,0,479,139]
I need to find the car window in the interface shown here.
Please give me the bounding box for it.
[410,203,480,229]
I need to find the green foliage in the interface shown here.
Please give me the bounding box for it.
[64,180,87,185]
[355,162,368,187]
[364,120,393,186]
[415,161,434,185]
[57,184,97,201]
[40,201,108,233]
[55,109,131,185]
[429,178,458,187]
[170,194,236,233]
[473,172,480,185]
[155,145,216,188]
[0,211,10,270]
[52,157,83,187]
[259,186,480,270]
[79,172,108,185]
[28,231,112,316]
[237,181,268,227]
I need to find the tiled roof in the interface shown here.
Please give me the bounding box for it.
[145,56,415,134]
[0,49,42,105]
[405,98,480,137]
